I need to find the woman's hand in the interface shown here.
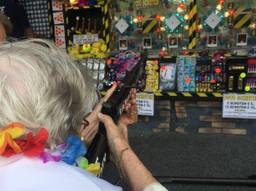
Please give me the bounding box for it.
[118,88,138,141]
[119,88,138,126]
[80,83,117,145]
[97,113,130,158]
[98,113,167,191]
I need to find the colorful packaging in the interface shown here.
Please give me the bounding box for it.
[144,60,159,92]
[177,56,196,92]
[159,63,176,91]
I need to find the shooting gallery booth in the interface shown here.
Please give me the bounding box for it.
[18,0,256,190]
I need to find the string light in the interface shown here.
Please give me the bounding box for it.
[160,16,165,22]
[250,23,256,29]
[224,11,230,17]
[156,28,161,33]
[177,3,186,13]
[198,24,203,30]
[177,7,184,13]
[178,3,186,10]
[133,18,139,23]
[184,14,189,20]
[156,15,162,21]
[184,25,189,30]
[160,27,166,32]
[137,15,144,21]
[70,0,78,5]
[228,10,235,16]
[216,4,222,11]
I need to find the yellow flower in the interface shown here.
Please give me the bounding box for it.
[0,123,26,155]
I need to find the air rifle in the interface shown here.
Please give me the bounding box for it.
[85,57,145,170]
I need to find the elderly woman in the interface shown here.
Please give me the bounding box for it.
[0,39,167,191]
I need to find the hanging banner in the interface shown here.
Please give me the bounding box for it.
[136,93,154,116]
[223,94,256,119]
[188,0,199,49]
[134,0,159,8]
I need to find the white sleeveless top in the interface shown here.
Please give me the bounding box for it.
[0,156,122,191]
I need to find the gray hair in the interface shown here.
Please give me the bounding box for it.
[0,39,98,144]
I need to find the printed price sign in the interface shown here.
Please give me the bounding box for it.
[223,94,256,119]
[136,93,154,116]
[73,34,99,44]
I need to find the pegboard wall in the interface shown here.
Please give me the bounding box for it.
[18,0,52,39]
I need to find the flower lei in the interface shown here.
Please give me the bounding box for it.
[0,123,101,175]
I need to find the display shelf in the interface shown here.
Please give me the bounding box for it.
[247,73,256,77]
[154,91,222,101]
[100,90,223,101]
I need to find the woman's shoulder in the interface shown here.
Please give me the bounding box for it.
[0,157,122,191]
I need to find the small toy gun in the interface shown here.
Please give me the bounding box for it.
[85,57,145,175]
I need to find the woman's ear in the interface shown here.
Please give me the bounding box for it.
[0,23,6,42]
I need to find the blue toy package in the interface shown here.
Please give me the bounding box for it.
[177,56,196,92]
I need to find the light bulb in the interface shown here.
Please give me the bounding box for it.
[216,4,222,11]
[133,18,139,23]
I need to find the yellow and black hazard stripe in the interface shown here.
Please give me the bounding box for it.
[101,90,224,99]
[153,91,223,99]
[233,8,251,29]
[142,15,158,33]
[102,2,110,51]
[188,0,198,49]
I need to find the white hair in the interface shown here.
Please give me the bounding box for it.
[0,39,98,144]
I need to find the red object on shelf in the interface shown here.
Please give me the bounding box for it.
[178,3,186,10]
[219,0,225,5]
[210,79,217,84]
[185,78,191,84]
[159,50,168,57]
[215,67,222,74]
[153,60,158,65]
[248,59,256,65]
[107,59,112,65]
[137,15,144,22]
[156,28,161,33]
[181,51,189,55]
[228,10,235,16]
[155,15,162,21]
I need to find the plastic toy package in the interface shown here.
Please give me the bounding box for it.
[195,59,212,93]
[104,51,142,88]
[177,56,196,92]
[144,60,159,92]
[80,58,105,90]
[159,63,176,91]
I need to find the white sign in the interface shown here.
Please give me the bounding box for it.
[134,0,159,8]
[73,34,99,44]
[223,94,256,119]
[136,93,154,116]
[205,12,221,29]
[115,18,129,34]
[166,15,181,31]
